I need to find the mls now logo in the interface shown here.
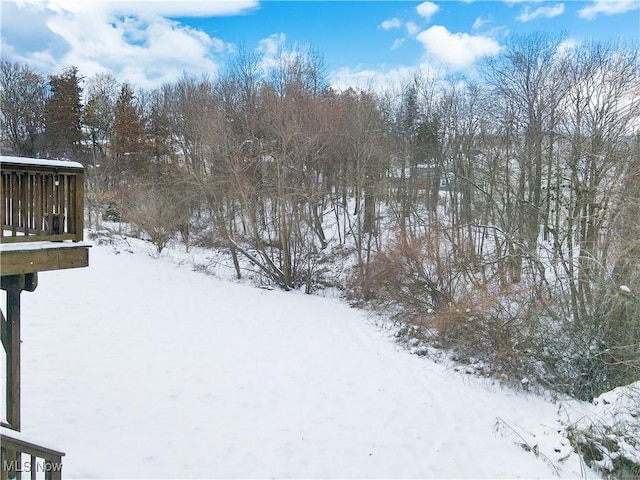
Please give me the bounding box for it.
[2,459,63,474]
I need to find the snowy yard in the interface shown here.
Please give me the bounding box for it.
[3,237,597,478]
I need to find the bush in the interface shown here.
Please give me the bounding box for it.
[536,285,640,401]
[356,225,640,399]
[362,233,453,323]
[565,382,640,479]
[359,233,552,386]
[124,185,185,254]
[103,202,121,222]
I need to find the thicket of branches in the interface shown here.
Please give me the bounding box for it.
[1,35,638,400]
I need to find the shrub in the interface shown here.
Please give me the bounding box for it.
[123,184,185,254]
[565,382,640,479]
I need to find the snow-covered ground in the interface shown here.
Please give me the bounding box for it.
[3,235,600,479]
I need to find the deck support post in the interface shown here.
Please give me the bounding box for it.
[1,273,37,432]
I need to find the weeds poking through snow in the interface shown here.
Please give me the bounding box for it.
[494,417,562,477]
[562,383,640,479]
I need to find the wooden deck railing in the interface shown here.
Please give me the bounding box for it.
[1,429,65,480]
[1,157,84,243]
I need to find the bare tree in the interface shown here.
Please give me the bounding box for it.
[482,33,566,283]
[84,72,119,163]
[0,61,48,156]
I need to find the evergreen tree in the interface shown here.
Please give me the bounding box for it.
[45,66,83,159]
[112,83,145,175]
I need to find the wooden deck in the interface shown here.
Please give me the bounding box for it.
[1,155,90,479]
[1,156,84,242]
[1,156,89,275]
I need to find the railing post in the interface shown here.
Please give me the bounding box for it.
[4,281,21,432]
[0,448,21,480]
[74,172,84,242]
[0,274,36,433]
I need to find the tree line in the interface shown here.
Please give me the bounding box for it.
[1,34,639,399]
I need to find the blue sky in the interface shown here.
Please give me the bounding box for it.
[1,0,638,90]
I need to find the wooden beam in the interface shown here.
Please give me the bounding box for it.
[0,233,75,243]
[0,308,6,352]
[0,246,89,276]
[1,273,37,293]
[0,274,35,432]
[23,272,37,292]
[4,279,21,431]
[1,274,25,292]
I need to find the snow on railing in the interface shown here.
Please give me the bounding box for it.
[1,156,84,243]
[0,427,65,480]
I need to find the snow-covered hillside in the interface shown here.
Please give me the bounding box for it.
[4,236,598,479]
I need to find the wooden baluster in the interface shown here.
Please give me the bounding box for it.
[34,174,42,236]
[11,173,18,237]
[45,175,53,235]
[27,175,33,236]
[19,173,27,235]
[0,172,5,239]
[75,172,84,242]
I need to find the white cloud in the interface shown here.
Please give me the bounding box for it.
[1,0,257,89]
[256,32,289,71]
[505,0,544,4]
[257,33,287,57]
[517,3,565,22]
[472,15,493,30]
[41,0,258,18]
[330,63,440,93]
[380,17,402,30]
[391,38,406,50]
[416,25,501,69]
[578,0,640,19]
[416,1,439,21]
[256,33,318,75]
[556,38,578,54]
[406,21,420,36]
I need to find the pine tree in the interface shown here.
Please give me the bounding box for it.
[45,67,83,159]
[112,83,145,175]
